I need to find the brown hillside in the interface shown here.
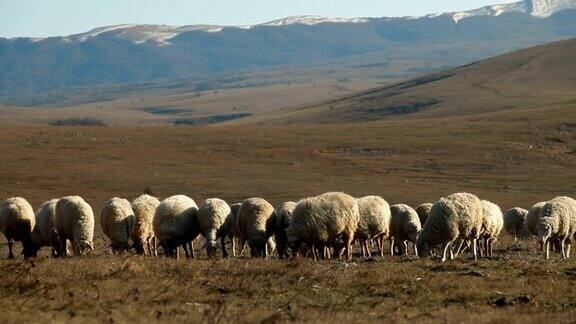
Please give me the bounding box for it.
[244,38,576,123]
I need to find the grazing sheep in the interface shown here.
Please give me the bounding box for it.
[266,201,297,259]
[355,196,391,258]
[236,198,275,258]
[100,197,136,253]
[32,199,60,257]
[153,195,199,259]
[55,196,95,256]
[198,198,232,257]
[131,194,161,256]
[537,196,576,259]
[526,202,546,236]
[479,200,504,258]
[416,192,483,262]
[0,197,37,259]
[219,203,243,257]
[390,204,422,256]
[503,207,529,240]
[287,192,359,260]
[416,203,433,226]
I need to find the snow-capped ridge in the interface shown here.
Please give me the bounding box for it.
[451,0,576,22]
[259,15,368,26]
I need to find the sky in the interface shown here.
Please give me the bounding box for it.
[0,0,520,38]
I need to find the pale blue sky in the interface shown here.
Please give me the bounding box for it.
[0,0,518,38]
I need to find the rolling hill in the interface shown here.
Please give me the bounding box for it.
[243,37,576,123]
[1,0,576,101]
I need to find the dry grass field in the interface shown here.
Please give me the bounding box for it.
[0,99,574,322]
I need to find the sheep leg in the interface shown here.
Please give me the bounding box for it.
[545,241,550,260]
[7,240,14,259]
[221,236,228,258]
[344,235,353,260]
[413,242,418,257]
[566,243,571,259]
[366,239,372,258]
[152,237,158,257]
[472,239,478,261]
[390,237,395,256]
[183,243,190,258]
[441,242,452,262]
[239,239,246,257]
[360,240,366,258]
[401,241,408,256]
[561,239,567,259]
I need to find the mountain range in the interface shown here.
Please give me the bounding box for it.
[1,0,576,101]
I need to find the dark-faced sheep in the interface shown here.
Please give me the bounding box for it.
[32,199,60,257]
[153,195,199,259]
[266,201,297,259]
[0,197,37,258]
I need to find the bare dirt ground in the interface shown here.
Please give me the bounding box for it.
[0,103,574,322]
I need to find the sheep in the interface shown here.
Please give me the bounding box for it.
[31,199,60,257]
[0,197,37,259]
[526,202,546,236]
[100,197,136,253]
[355,196,391,258]
[219,203,243,257]
[236,197,275,258]
[266,201,297,259]
[198,198,232,257]
[478,200,504,258]
[55,196,95,256]
[153,195,200,259]
[416,192,483,262]
[503,207,529,241]
[416,203,433,226]
[286,192,359,260]
[390,204,422,256]
[131,194,160,256]
[537,196,576,259]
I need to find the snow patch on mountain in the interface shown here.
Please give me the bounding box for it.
[259,15,368,26]
[452,0,576,22]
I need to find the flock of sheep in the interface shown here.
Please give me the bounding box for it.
[0,192,575,262]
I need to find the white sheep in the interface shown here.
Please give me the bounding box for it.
[219,202,244,257]
[390,204,422,256]
[286,192,359,260]
[503,207,529,241]
[100,197,136,253]
[526,202,546,236]
[153,195,199,258]
[131,194,160,256]
[356,196,391,258]
[236,197,275,258]
[55,196,95,256]
[479,200,503,258]
[416,192,483,262]
[32,199,60,257]
[537,196,576,259]
[266,201,297,259]
[416,203,433,227]
[198,198,232,257]
[0,197,37,258]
